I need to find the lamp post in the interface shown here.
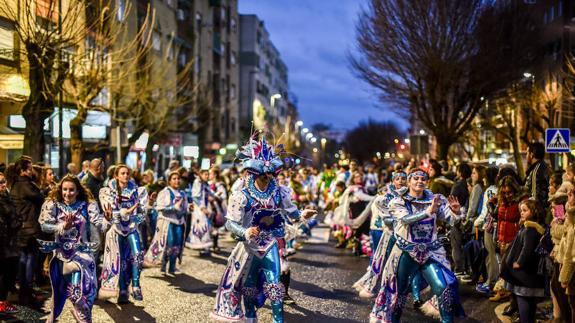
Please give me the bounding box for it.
[270,93,282,123]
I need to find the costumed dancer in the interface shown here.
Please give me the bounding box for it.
[38,175,107,323]
[209,167,228,252]
[144,171,189,275]
[333,172,375,254]
[353,171,407,298]
[186,169,215,256]
[211,136,316,323]
[98,165,147,302]
[371,169,465,323]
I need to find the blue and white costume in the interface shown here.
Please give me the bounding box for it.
[144,186,188,273]
[211,137,302,323]
[98,179,147,302]
[38,199,103,323]
[186,178,215,250]
[353,183,406,297]
[372,186,465,323]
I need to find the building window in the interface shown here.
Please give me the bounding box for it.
[152,31,161,51]
[558,0,563,17]
[549,5,555,22]
[196,13,202,31]
[230,18,237,33]
[230,84,236,99]
[116,0,126,21]
[179,52,187,67]
[177,9,185,21]
[231,51,237,65]
[0,20,15,61]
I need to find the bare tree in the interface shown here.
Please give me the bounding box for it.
[0,0,101,161]
[351,0,539,160]
[64,2,154,166]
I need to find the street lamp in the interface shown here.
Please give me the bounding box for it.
[419,129,426,135]
[295,120,303,127]
[523,72,533,78]
[305,133,313,140]
[270,94,282,119]
[310,137,317,143]
[302,127,309,134]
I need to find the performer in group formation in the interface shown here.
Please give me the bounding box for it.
[98,165,147,303]
[211,136,316,323]
[372,168,465,323]
[353,170,407,298]
[186,169,215,255]
[38,175,106,323]
[209,167,228,252]
[144,171,189,274]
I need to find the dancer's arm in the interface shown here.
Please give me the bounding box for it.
[38,200,65,234]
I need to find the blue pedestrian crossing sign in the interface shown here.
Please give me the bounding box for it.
[545,128,571,153]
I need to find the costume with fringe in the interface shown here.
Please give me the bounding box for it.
[144,186,188,272]
[354,184,407,296]
[38,200,103,323]
[211,137,302,323]
[372,189,465,323]
[186,178,215,250]
[98,179,146,301]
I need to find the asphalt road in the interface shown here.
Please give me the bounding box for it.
[1,226,513,322]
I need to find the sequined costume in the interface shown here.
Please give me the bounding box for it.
[354,183,406,296]
[371,189,465,323]
[211,137,302,323]
[144,186,188,273]
[186,178,215,251]
[38,200,103,323]
[98,179,147,302]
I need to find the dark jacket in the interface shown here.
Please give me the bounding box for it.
[450,178,470,210]
[0,191,21,258]
[10,176,44,250]
[501,221,545,289]
[82,171,104,204]
[524,160,549,207]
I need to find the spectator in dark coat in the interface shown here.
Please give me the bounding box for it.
[82,158,105,204]
[501,199,546,323]
[0,172,21,314]
[524,142,550,208]
[7,157,45,306]
[450,162,471,275]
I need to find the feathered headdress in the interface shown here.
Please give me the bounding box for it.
[236,134,286,176]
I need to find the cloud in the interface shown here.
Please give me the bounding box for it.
[238,0,408,131]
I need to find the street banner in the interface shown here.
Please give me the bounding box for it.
[545,128,571,153]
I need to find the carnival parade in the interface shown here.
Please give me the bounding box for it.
[2,1,575,322]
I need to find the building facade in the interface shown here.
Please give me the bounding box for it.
[239,14,289,140]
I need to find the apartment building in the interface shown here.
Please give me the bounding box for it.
[238,14,289,140]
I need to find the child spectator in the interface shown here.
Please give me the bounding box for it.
[501,199,546,323]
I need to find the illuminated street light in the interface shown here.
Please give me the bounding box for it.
[310,137,317,143]
[313,148,319,153]
[302,128,309,134]
[394,138,399,144]
[419,129,426,135]
[523,72,533,78]
[305,133,313,140]
[295,120,304,127]
[320,138,327,144]
[404,138,410,144]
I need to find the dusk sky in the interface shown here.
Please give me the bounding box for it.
[238,0,409,133]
